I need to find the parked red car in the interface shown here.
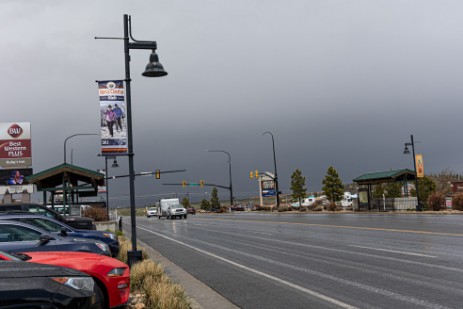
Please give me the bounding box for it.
[0,250,130,309]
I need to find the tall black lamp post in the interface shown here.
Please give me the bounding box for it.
[403,134,421,211]
[97,14,167,266]
[262,131,280,208]
[207,149,233,206]
[64,133,97,164]
[99,155,119,220]
[63,133,97,210]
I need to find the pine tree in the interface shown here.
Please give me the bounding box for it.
[322,166,344,202]
[200,199,211,211]
[411,176,436,209]
[384,182,402,198]
[210,187,220,210]
[372,184,385,199]
[181,196,190,208]
[290,169,307,206]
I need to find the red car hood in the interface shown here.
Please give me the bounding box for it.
[23,251,127,270]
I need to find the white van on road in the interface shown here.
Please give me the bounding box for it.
[156,198,188,219]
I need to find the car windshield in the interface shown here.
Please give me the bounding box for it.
[20,218,64,233]
[0,224,43,242]
[27,206,57,218]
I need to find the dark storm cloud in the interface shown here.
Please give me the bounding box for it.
[1,0,463,206]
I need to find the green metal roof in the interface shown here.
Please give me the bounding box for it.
[25,163,104,191]
[353,169,416,185]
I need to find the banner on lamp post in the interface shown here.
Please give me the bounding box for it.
[98,80,128,155]
[415,154,424,178]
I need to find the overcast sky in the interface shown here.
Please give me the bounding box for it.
[2,0,463,206]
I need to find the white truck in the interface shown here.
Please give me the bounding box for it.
[157,198,188,219]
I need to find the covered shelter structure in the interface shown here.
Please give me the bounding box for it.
[25,163,105,214]
[353,169,416,211]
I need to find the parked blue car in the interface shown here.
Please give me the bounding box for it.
[0,220,111,256]
[0,213,119,257]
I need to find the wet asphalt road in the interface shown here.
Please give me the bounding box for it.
[129,212,463,309]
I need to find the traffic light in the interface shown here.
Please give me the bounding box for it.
[155,169,161,179]
[249,171,254,179]
[182,180,187,187]
[200,180,205,188]
[255,170,259,178]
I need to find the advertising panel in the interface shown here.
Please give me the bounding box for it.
[0,122,32,169]
[415,154,424,178]
[0,184,34,194]
[98,80,128,154]
[0,168,33,186]
[261,179,276,197]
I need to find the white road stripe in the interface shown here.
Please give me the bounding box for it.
[138,225,358,309]
[349,245,438,258]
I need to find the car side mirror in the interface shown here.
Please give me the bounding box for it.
[39,234,54,246]
[60,226,67,237]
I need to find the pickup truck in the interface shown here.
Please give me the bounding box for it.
[0,203,96,230]
[157,198,187,219]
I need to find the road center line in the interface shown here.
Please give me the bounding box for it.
[138,225,358,309]
[349,245,438,258]
[194,218,463,237]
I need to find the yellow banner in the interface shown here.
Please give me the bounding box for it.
[415,154,424,178]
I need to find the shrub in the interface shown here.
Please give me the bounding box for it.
[452,192,463,211]
[277,205,289,212]
[427,192,446,211]
[83,207,108,221]
[326,202,337,211]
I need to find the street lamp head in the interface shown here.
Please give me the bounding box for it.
[142,50,168,77]
[403,145,410,155]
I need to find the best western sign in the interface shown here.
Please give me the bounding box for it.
[0,122,32,169]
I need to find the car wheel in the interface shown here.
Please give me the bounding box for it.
[184,214,187,219]
[93,283,106,309]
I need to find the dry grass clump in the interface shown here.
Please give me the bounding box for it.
[117,236,150,263]
[130,259,165,291]
[117,236,190,309]
[141,270,190,309]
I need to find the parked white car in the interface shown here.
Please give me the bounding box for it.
[146,207,157,218]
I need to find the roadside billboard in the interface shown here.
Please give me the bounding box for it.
[261,178,276,197]
[0,122,32,169]
[98,80,128,154]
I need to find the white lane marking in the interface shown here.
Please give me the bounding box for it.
[138,225,358,309]
[349,245,438,258]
